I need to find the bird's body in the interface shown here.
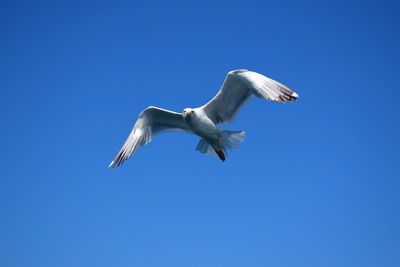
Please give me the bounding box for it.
[109,69,298,168]
[184,108,220,142]
[183,107,228,161]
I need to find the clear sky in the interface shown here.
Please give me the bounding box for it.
[1,0,399,266]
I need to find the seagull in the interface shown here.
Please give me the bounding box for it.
[109,69,298,168]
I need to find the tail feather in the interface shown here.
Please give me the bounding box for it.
[220,130,246,150]
[195,130,245,161]
[196,138,214,154]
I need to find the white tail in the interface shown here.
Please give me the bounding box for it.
[195,130,245,160]
[220,130,246,150]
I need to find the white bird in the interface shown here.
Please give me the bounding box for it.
[109,69,298,168]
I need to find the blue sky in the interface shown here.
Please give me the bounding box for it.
[1,0,399,266]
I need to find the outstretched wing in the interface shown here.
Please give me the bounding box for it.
[200,69,299,124]
[109,106,190,169]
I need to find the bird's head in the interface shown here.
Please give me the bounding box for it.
[183,108,194,118]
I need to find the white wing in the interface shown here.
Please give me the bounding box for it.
[200,69,299,124]
[109,106,191,169]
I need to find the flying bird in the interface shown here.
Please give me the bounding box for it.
[109,69,298,168]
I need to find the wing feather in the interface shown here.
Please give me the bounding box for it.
[109,106,190,169]
[200,69,298,124]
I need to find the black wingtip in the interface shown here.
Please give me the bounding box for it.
[278,92,299,102]
[215,150,226,162]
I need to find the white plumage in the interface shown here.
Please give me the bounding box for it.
[109,69,298,168]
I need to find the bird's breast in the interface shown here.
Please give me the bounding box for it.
[186,112,220,139]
